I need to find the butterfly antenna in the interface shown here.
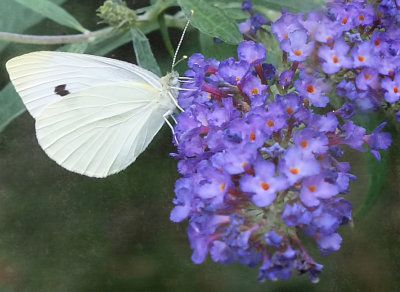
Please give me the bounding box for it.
[171,10,194,70]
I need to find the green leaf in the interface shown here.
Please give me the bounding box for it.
[354,115,390,218]
[58,41,89,53]
[253,0,325,12]
[85,30,131,56]
[354,150,388,218]
[131,28,161,76]
[13,0,86,32]
[258,28,281,68]
[0,84,26,133]
[211,0,325,13]
[158,13,174,58]
[0,0,66,52]
[209,2,248,20]
[199,32,236,60]
[178,0,242,45]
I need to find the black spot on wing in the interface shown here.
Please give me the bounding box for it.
[54,84,70,97]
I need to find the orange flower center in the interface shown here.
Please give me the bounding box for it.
[357,55,365,62]
[220,183,225,191]
[235,77,241,82]
[332,55,339,63]
[266,120,274,127]
[249,131,256,141]
[300,140,308,148]
[374,40,381,46]
[289,167,299,175]
[307,185,317,192]
[250,88,259,95]
[283,32,288,39]
[358,14,365,21]
[364,73,371,80]
[293,49,302,56]
[286,107,293,114]
[394,86,399,93]
[306,84,315,93]
[341,17,348,24]
[260,182,270,190]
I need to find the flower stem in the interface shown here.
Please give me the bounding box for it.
[0,0,185,46]
[0,28,112,45]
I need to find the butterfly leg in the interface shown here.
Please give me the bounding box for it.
[171,114,177,124]
[163,110,179,145]
[168,92,184,112]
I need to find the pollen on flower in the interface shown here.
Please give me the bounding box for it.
[300,140,308,148]
[283,32,288,39]
[286,107,293,114]
[249,131,256,141]
[241,161,248,168]
[358,14,364,21]
[293,49,302,56]
[236,77,241,82]
[364,73,371,80]
[332,55,339,63]
[357,55,365,62]
[260,181,270,190]
[220,183,226,191]
[341,17,348,24]
[289,167,299,174]
[306,84,315,93]
[266,120,275,127]
[251,88,259,95]
[207,93,212,99]
[307,185,317,192]
[394,86,399,93]
[374,40,380,46]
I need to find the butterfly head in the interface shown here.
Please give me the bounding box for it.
[169,71,180,87]
[161,71,179,87]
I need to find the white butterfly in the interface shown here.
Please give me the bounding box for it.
[6,51,182,178]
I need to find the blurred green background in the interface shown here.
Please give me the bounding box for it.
[0,0,400,291]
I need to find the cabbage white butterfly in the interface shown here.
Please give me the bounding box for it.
[5,14,192,178]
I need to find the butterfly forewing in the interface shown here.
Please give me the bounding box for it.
[6,51,162,118]
[35,82,170,177]
[6,51,178,177]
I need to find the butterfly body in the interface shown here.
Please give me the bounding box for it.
[6,51,178,177]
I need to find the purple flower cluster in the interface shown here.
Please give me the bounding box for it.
[170,0,393,283]
[269,0,400,118]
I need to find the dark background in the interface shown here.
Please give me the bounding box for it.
[0,0,399,291]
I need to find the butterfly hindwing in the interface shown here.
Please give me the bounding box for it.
[6,51,162,118]
[35,81,168,177]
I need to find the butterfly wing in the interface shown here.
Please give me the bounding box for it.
[35,81,172,177]
[6,51,162,118]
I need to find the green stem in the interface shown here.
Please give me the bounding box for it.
[0,12,186,46]
[0,28,112,45]
[143,0,177,20]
